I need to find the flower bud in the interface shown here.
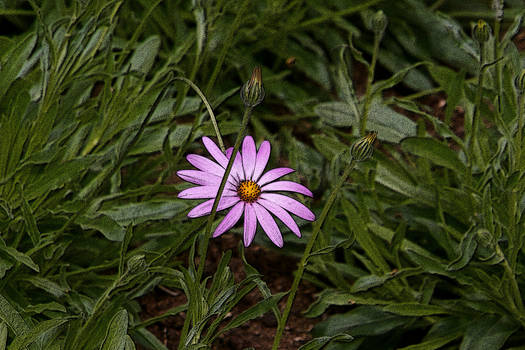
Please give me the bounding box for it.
[371,10,388,37]
[515,69,525,94]
[350,131,377,162]
[472,19,491,44]
[126,254,147,274]
[240,66,265,108]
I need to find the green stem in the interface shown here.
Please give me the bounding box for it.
[516,93,524,173]
[71,272,128,349]
[296,0,383,29]
[178,107,253,349]
[272,158,356,350]
[495,244,524,314]
[174,76,225,151]
[469,43,485,168]
[360,31,381,136]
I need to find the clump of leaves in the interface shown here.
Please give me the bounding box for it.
[305,5,525,350]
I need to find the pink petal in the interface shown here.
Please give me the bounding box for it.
[202,136,228,167]
[252,141,270,182]
[226,147,245,182]
[259,193,315,221]
[261,181,313,197]
[258,198,301,237]
[253,202,283,248]
[242,136,257,180]
[187,154,225,177]
[243,204,257,246]
[177,170,221,186]
[257,167,295,186]
[213,201,245,237]
[187,196,240,218]
[178,185,236,199]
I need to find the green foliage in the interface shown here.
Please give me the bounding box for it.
[0,0,524,349]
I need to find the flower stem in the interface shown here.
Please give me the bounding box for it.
[272,158,356,350]
[515,92,524,173]
[360,31,380,136]
[469,42,485,168]
[178,107,252,349]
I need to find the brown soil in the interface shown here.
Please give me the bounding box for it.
[138,234,323,350]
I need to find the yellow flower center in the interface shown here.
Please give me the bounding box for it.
[237,180,261,203]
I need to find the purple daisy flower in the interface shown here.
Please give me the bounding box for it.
[177,136,316,247]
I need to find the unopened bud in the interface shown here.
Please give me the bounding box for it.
[472,20,491,44]
[515,69,525,94]
[350,131,377,161]
[126,254,147,274]
[240,66,265,108]
[372,10,388,37]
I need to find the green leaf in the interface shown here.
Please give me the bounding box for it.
[9,317,72,350]
[372,62,426,95]
[19,186,40,246]
[101,200,187,226]
[128,36,161,75]
[217,292,286,336]
[0,322,7,350]
[460,315,518,350]
[314,102,357,127]
[383,303,449,316]
[401,137,466,173]
[0,294,29,337]
[25,302,67,314]
[22,276,67,298]
[398,333,461,350]
[24,157,97,200]
[342,199,390,274]
[0,239,39,272]
[351,274,394,293]
[101,309,129,350]
[312,306,408,337]
[311,134,347,161]
[77,214,126,241]
[447,229,477,271]
[299,333,354,350]
[124,335,136,350]
[0,33,37,97]
[367,99,417,143]
[131,327,168,350]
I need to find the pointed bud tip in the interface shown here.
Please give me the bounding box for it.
[241,66,265,108]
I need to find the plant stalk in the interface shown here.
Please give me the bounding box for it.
[178,107,253,349]
[360,31,381,136]
[272,158,356,350]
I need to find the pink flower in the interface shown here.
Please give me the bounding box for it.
[177,136,316,247]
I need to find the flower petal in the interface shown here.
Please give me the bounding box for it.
[257,167,295,186]
[252,140,270,182]
[243,204,257,246]
[242,136,257,180]
[187,154,225,177]
[202,136,228,167]
[187,196,240,218]
[177,170,221,186]
[213,201,245,237]
[178,185,236,199]
[253,202,283,247]
[261,181,313,197]
[226,147,245,182]
[258,198,301,237]
[259,193,315,221]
